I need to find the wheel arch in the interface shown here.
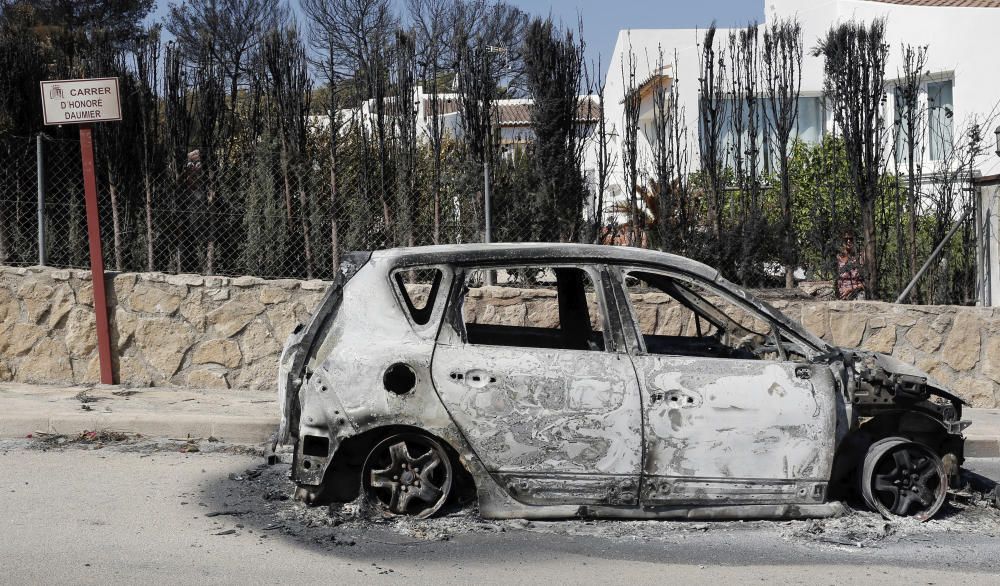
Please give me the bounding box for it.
[828,409,964,499]
[306,424,478,506]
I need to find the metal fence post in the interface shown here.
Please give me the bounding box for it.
[484,160,494,286]
[896,206,973,304]
[36,133,46,266]
[483,159,492,244]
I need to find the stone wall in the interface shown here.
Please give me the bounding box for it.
[771,299,1000,408]
[0,266,325,390]
[1,265,998,407]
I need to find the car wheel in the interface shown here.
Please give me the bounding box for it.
[860,437,947,521]
[361,432,453,518]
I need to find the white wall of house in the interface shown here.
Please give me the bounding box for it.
[777,0,998,172]
[596,0,1000,303]
[599,1,1000,182]
[596,27,710,219]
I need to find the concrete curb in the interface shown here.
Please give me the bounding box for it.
[0,383,278,444]
[1,413,279,444]
[3,414,994,455]
[965,438,1000,458]
[965,410,1000,457]
[4,415,994,455]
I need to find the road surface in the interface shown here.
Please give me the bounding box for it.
[1,438,998,585]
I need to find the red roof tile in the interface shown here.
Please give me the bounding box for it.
[497,100,601,126]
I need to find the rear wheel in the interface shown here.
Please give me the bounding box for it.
[361,432,453,518]
[860,437,947,521]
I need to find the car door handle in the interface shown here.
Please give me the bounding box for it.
[449,371,497,386]
[650,390,697,406]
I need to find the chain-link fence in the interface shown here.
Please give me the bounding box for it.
[0,135,43,269]
[0,132,984,306]
[0,133,508,280]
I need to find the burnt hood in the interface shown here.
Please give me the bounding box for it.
[833,348,968,428]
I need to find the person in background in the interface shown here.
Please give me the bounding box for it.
[836,230,866,300]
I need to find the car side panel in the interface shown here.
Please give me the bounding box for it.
[431,343,643,505]
[428,264,645,507]
[633,356,838,505]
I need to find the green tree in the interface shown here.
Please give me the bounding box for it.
[786,136,859,280]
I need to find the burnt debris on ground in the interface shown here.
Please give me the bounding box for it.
[213,449,1000,551]
[30,429,137,448]
[23,431,264,457]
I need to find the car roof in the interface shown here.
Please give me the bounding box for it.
[371,243,720,281]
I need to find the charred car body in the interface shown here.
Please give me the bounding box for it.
[276,244,968,521]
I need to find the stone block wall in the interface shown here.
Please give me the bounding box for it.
[0,266,326,390]
[1,266,998,407]
[771,300,1000,408]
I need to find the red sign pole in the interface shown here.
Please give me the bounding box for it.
[79,124,114,384]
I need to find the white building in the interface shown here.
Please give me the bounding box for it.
[599,0,1000,305]
[323,86,599,152]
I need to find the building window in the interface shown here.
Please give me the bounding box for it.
[719,98,772,173]
[894,85,918,166]
[793,96,824,145]
[891,77,954,164]
[700,95,824,176]
[928,80,954,161]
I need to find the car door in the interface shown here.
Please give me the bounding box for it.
[430,264,643,507]
[613,267,838,506]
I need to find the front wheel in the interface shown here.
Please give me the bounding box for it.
[361,433,453,518]
[860,437,947,521]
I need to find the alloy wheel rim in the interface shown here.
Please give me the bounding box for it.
[363,434,453,518]
[863,439,947,521]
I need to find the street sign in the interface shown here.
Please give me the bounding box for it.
[39,77,120,385]
[39,77,121,126]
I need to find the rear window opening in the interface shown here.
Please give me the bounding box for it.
[458,266,606,352]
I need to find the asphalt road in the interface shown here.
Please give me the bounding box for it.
[1,439,998,585]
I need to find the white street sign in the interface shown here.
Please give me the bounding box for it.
[39,78,122,125]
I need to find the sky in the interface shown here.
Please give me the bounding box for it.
[150,0,765,70]
[504,0,764,66]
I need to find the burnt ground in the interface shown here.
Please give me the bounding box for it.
[231,459,1000,566]
[6,433,1000,579]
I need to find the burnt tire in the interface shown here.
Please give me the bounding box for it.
[361,432,453,518]
[294,484,328,506]
[860,437,947,521]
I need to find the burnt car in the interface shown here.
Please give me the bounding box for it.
[275,244,969,521]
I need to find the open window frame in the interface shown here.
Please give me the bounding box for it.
[388,264,454,339]
[441,263,616,354]
[614,266,821,363]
